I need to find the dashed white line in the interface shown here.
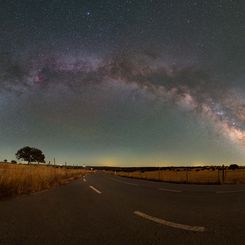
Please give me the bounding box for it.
[83,178,87,182]
[110,177,139,186]
[89,185,102,194]
[216,190,245,194]
[30,189,49,196]
[134,211,206,232]
[158,188,182,193]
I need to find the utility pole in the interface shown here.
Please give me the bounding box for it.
[53,157,56,166]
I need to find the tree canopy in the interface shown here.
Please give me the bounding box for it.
[16,146,45,163]
[228,164,239,170]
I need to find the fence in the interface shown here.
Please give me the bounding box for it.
[114,168,245,184]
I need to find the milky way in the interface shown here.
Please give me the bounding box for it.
[0,0,244,165]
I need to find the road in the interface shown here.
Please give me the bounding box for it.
[1,172,245,245]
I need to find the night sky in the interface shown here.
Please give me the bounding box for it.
[0,0,244,166]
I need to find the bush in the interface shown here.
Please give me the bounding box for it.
[11,160,17,164]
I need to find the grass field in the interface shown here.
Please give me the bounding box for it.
[113,168,245,184]
[0,163,89,199]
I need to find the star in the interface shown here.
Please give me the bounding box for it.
[85,11,91,17]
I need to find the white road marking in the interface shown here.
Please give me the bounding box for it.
[30,189,49,196]
[216,190,245,194]
[83,178,87,182]
[110,177,139,186]
[159,188,182,193]
[134,211,206,232]
[89,185,102,194]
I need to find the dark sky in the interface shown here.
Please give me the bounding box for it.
[0,0,244,166]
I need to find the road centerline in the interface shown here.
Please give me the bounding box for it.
[89,185,102,194]
[134,211,206,232]
[109,177,139,186]
[158,188,182,193]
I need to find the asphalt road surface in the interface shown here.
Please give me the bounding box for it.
[1,172,245,245]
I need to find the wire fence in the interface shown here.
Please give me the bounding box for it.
[115,168,245,184]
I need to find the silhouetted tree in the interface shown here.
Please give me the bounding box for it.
[16,146,45,163]
[228,164,239,170]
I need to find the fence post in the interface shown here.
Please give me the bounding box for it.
[222,164,225,184]
[217,169,220,184]
[186,168,188,183]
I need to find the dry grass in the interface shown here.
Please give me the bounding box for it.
[0,163,89,199]
[114,168,245,184]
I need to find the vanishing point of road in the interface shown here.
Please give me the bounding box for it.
[1,172,245,245]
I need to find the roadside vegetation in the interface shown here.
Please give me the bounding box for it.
[0,146,89,199]
[111,165,245,184]
[0,163,88,199]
